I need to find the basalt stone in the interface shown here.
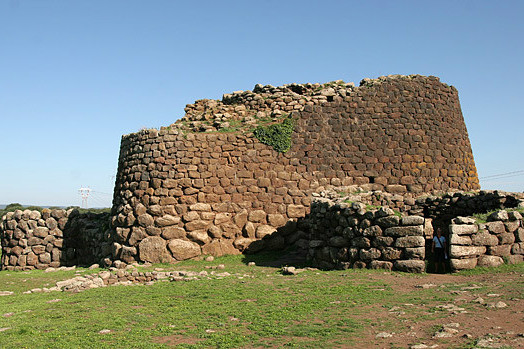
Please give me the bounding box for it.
[485,221,505,234]
[449,224,478,235]
[138,236,172,263]
[511,242,524,255]
[168,239,201,261]
[401,216,424,226]
[450,245,486,258]
[487,210,509,222]
[329,236,349,247]
[248,210,266,223]
[394,236,425,248]
[254,224,274,239]
[369,260,393,270]
[375,216,400,228]
[155,215,181,227]
[384,225,423,237]
[449,234,472,245]
[372,236,394,248]
[488,245,512,257]
[363,225,382,237]
[381,247,402,260]
[498,233,515,245]
[359,248,381,261]
[451,216,476,225]
[351,237,370,249]
[471,232,498,246]
[450,258,477,271]
[403,247,425,260]
[394,260,425,273]
[477,255,504,268]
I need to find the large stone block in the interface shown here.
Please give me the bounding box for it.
[401,216,424,226]
[384,225,423,237]
[471,232,498,246]
[477,255,504,268]
[375,215,400,228]
[138,236,172,263]
[248,210,266,223]
[511,242,524,255]
[155,215,181,227]
[449,224,478,235]
[449,234,472,245]
[498,233,515,245]
[168,239,201,261]
[256,225,276,239]
[485,221,505,234]
[287,205,306,218]
[450,245,486,258]
[450,258,477,271]
[394,236,425,248]
[359,248,381,261]
[488,245,512,257]
[393,260,425,273]
[403,247,425,260]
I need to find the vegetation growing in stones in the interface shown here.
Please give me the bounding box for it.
[472,207,524,223]
[253,116,295,153]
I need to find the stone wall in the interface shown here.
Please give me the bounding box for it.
[448,210,524,271]
[303,198,427,272]
[110,75,480,264]
[1,209,111,271]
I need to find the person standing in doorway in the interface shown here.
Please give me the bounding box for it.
[431,228,447,273]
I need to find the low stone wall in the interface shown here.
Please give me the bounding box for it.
[304,198,427,272]
[1,209,111,271]
[448,210,524,271]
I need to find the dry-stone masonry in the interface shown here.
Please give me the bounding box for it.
[448,210,524,271]
[0,209,111,271]
[110,75,480,265]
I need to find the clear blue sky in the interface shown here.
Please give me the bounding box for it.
[1,0,523,207]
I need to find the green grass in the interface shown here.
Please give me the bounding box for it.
[472,207,524,223]
[1,255,523,348]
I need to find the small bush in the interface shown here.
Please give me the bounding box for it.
[253,117,295,153]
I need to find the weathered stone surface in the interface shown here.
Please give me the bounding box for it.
[471,232,499,246]
[155,215,181,227]
[487,210,508,222]
[488,245,512,257]
[363,225,382,237]
[375,216,400,228]
[256,225,275,239]
[394,260,425,273]
[187,230,211,245]
[137,214,154,227]
[449,224,478,235]
[450,245,486,258]
[120,245,137,263]
[381,247,402,260]
[403,247,425,260]
[189,203,211,212]
[450,258,477,270]
[369,260,393,270]
[511,242,524,255]
[359,248,381,261]
[394,236,425,248]
[372,236,394,248]
[168,239,201,260]
[485,221,505,234]
[128,227,147,245]
[138,236,172,263]
[506,254,523,264]
[185,220,210,232]
[201,239,239,256]
[477,255,504,268]
[384,225,423,236]
[287,205,306,218]
[498,233,515,245]
[161,226,186,240]
[401,216,424,226]
[33,227,49,238]
[451,216,476,224]
[267,214,287,227]
[351,237,370,248]
[449,234,472,245]
[248,210,266,223]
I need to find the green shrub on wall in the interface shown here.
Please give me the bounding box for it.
[253,117,295,153]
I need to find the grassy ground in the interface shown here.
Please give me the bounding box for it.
[0,253,523,348]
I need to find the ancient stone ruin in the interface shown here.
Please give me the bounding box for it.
[2,74,523,272]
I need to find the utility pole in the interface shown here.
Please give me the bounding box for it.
[78,187,91,208]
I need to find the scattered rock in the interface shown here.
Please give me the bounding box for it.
[282,266,298,275]
[375,332,393,338]
[98,329,111,334]
[0,291,14,296]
